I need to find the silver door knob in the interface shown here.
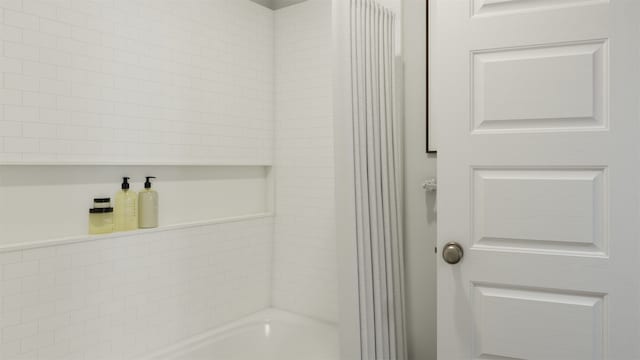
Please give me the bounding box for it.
[442,242,463,264]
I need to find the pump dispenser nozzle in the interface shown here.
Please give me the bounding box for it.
[144,176,156,189]
[121,177,130,190]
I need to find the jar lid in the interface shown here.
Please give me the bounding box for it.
[93,198,111,203]
[89,207,114,213]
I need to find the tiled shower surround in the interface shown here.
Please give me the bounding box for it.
[0,0,337,358]
[272,0,337,322]
[0,0,274,164]
[0,217,273,359]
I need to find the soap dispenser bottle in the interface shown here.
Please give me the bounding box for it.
[114,177,138,232]
[138,176,158,229]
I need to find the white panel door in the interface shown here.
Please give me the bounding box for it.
[434,0,640,359]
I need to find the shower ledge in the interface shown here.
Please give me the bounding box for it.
[0,161,273,166]
[0,212,274,254]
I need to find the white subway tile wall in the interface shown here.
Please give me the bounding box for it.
[272,0,338,322]
[0,0,274,164]
[0,1,340,359]
[0,217,274,360]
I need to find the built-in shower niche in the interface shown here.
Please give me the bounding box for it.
[0,165,273,249]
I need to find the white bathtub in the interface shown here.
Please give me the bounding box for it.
[141,309,339,360]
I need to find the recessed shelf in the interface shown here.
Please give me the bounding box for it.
[0,212,274,253]
[0,164,274,249]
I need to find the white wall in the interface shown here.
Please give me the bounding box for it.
[0,0,273,165]
[271,0,338,322]
[0,1,278,358]
[0,217,273,359]
[0,0,276,246]
[402,0,437,359]
[0,2,345,360]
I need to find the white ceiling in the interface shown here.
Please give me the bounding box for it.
[249,0,308,10]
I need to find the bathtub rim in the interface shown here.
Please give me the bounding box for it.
[138,308,339,360]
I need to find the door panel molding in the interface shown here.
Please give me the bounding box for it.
[471,282,606,360]
[472,0,609,17]
[471,167,608,256]
[471,39,609,133]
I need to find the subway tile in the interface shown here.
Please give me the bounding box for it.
[20,273,54,294]
[20,151,63,161]
[3,73,38,92]
[86,130,113,143]
[36,341,72,359]
[39,18,71,37]
[71,111,101,126]
[37,313,70,334]
[0,89,22,105]
[69,139,100,154]
[0,24,22,42]
[71,26,101,44]
[22,0,57,19]
[39,138,70,153]
[39,48,72,67]
[3,41,39,61]
[86,44,114,61]
[43,0,71,9]
[23,122,56,138]
[2,290,39,311]
[39,78,71,95]
[21,247,55,262]
[0,307,22,327]
[3,10,38,30]
[56,8,87,27]
[2,260,38,279]
[0,151,21,161]
[71,82,102,99]
[0,252,21,265]
[0,0,22,11]
[56,124,86,139]
[21,29,58,49]
[21,331,55,353]
[58,37,89,55]
[0,56,23,73]
[1,321,37,342]
[0,121,22,136]
[22,60,58,79]
[22,91,57,108]
[21,302,56,323]
[38,254,72,273]
[40,108,70,124]
[4,105,38,122]
[0,339,21,359]
[0,278,21,297]
[4,137,38,152]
